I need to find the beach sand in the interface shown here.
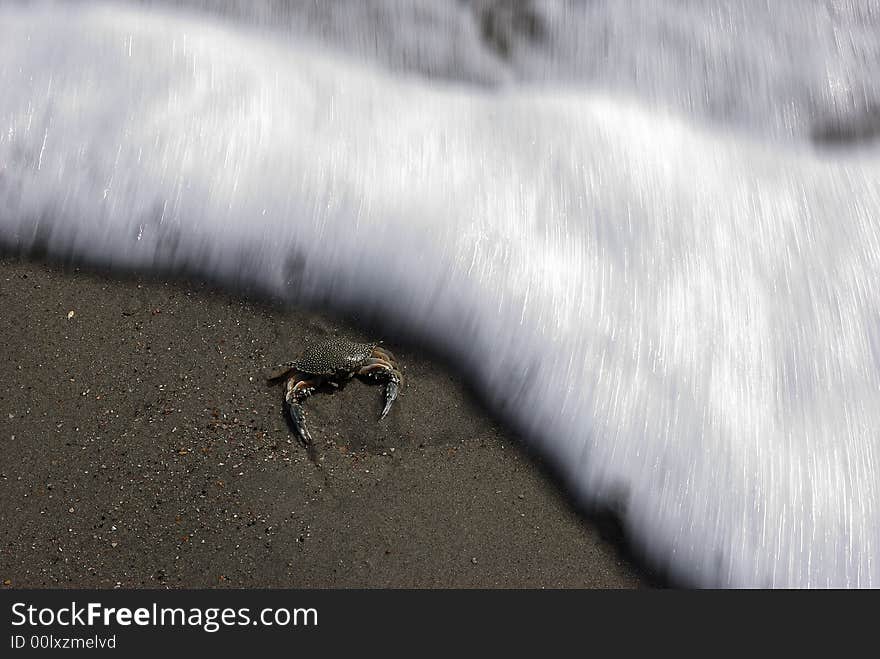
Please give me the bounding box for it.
[0,257,654,588]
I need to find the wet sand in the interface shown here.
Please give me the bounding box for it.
[0,257,654,588]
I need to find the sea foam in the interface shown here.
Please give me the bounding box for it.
[2,1,880,586]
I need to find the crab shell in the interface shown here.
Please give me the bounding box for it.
[275,338,379,379]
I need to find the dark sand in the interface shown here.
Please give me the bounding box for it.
[0,258,653,588]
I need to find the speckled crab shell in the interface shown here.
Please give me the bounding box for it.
[289,338,379,377]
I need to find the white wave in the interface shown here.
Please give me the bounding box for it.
[2,2,880,586]
[136,0,880,143]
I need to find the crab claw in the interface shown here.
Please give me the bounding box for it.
[286,400,313,445]
[380,378,399,420]
[357,352,402,421]
[284,377,322,445]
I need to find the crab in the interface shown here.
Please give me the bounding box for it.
[265,337,402,445]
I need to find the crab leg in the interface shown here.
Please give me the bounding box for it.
[284,376,323,444]
[357,355,402,420]
[371,346,397,363]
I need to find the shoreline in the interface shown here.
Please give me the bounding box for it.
[0,257,654,588]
